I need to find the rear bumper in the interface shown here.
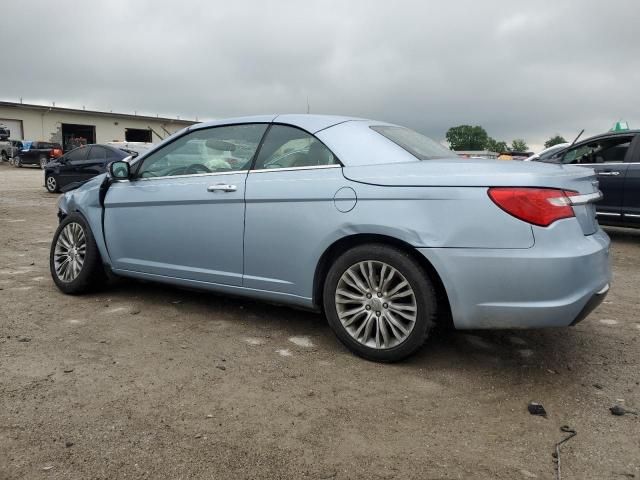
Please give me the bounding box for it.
[569,283,609,326]
[418,222,611,329]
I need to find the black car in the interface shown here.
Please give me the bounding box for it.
[44,144,132,193]
[15,141,63,168]
[541,130,640,228]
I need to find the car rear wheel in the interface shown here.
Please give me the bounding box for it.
[45,175,58,193]
[39,156,48,169]
[50,214,105,294]
[323,244,437,362]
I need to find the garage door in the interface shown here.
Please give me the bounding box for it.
[0,119,24,139]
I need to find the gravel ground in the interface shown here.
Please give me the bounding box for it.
[1,163,638,480]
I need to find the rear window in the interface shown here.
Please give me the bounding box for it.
[370,126,454,160]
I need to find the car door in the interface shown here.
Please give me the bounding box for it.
[103,123,268,286]
[244,124,345,299]
[60,146,89,185]
[621,134,640,227]
[77,145,108,181]
[560,135,633,221]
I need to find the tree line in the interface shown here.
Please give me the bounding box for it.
[445,125,567,153]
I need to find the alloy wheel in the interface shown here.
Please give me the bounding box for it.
[53,222,87,282]
[40,157,47,169]
[46,176,57,192]
[335,260,417,349]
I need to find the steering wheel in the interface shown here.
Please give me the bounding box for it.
[163,163,210,177]
[185,163,211,174]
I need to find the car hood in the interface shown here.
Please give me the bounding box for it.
[342,158,598,193]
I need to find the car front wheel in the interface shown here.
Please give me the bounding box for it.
[323,244,437,362]
[50,214,105,294]
[14,156,22,167]
[45,175,58,193]
[40,156,48,169]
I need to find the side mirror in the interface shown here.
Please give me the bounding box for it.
[109,160,130,180]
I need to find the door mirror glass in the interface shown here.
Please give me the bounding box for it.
[110,160,130,180]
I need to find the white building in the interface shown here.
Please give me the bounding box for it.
[0,100,196,150]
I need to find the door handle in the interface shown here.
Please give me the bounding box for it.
[207,184,237,192]
[597,171,620,176]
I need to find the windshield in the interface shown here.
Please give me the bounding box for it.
[370,126,454,160]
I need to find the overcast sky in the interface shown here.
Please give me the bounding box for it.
[2,0,639,150]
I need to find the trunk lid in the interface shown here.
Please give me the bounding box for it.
[342,158,601,235]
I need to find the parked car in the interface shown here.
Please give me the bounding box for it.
[8,140,24,161]
[539,130,640,228]
[0,126,11,161]
[106,141,155,157]
[524,143,570,162]
[14,141,63,168]
[43,144,133,193]
[49,115,610,362]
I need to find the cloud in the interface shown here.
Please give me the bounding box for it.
[1,0,638,149]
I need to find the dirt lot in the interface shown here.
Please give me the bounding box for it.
[0,164,638,480]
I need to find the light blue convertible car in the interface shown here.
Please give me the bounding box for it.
[50,115,610,362]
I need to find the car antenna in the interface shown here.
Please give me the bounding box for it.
[569,129,584,147]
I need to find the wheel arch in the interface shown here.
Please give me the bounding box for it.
[312,233,452,325]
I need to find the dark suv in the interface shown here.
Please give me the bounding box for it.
[541,130,640,228]
[14,141,63,169]
[44,144,132,193]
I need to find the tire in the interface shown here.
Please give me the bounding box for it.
[14,156,22,167]
[1,151,7,162]
[323,244,437,362]
[45,175,59,193]
[50,213,106,294]
[39,156,48,169]
[8,156,14,166]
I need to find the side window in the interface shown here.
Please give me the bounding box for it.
[137,124,268,178]
[253,125,339,170]
[562,137,632,164]
[66,146,88,162]
[88,146,108,162]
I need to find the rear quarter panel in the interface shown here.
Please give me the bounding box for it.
[243,167,534,301]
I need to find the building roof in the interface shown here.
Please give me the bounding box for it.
[0,100,196,125]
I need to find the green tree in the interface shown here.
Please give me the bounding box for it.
[446,125,489,150]
[544,135,567,148]
[486,137,508,153]
[511,139,528,152]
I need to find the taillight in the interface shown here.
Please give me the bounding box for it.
[488,187,578,227]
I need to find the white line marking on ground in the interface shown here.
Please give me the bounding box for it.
[599,319,618,325]
[508,336,527,346]
[4,219,26,223]
[105,307,128,314]
[243,337,266,346]
[276,349,292,357]
[289,336,314,348]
